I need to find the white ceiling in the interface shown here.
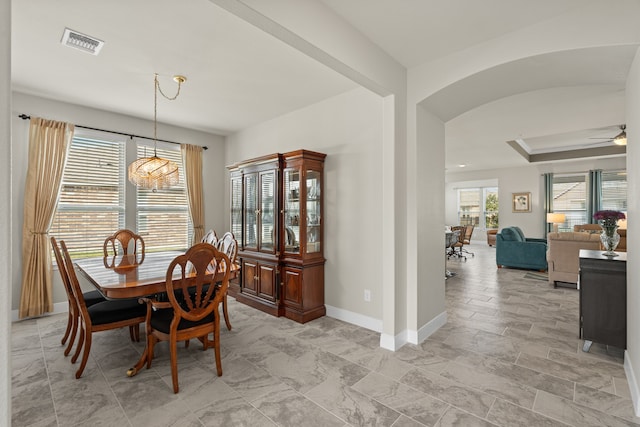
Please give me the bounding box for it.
[11,0,357,135]
[11,0,637,172]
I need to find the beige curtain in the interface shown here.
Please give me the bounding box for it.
[19,118,74,318]
[181,144,205,245]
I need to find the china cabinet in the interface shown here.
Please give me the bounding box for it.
[227,150,326,323]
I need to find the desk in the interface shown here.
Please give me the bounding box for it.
[75,251,238,299]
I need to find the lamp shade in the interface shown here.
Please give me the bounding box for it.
[547,213,566,233]
[546,213,566,224]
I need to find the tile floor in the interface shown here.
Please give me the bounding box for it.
[11,242,640,426]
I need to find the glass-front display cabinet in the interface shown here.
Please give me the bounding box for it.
[228,150,326,323]
[282,154,324,258]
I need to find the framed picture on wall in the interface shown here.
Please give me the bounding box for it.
[512,192,531,212]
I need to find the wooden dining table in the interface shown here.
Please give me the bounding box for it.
[74,250,239,376]
[75,251,239,299]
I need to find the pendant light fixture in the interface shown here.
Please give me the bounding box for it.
[128,73,186,190]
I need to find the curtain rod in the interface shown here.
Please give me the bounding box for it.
[18,114,208,150]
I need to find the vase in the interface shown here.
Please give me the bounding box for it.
[600,225,620,257]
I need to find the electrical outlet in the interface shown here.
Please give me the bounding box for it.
[364,289,371,302]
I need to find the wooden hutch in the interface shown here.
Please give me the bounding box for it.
[227,150,326,323]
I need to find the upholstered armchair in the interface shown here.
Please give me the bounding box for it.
[495,226,548,271]
[546,231,601,287]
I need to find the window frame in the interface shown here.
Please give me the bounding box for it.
[51,130,193,260]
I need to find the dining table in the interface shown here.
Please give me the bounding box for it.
[74,250,239,376]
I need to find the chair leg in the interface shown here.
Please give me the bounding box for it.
[61,311,73,345]
[64,314,78,357]
[169,337,179,393]
[213,324,222,377]
[222,294,232,331]
[75,331,92,379]
[146,334,156,369]
[129,324,141,342]
[71,324,85,363]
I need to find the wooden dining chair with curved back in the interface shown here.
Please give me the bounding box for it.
[51,236,105,357]
[56,238,147,379]
[216,232,238,331]
[103,229,145,261]
[201,229,218,246]
[141,242,231,393]
[103,228,146,341]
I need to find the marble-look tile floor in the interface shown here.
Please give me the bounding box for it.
[12,243,640,426]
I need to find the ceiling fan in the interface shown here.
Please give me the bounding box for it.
[590,124,627,146]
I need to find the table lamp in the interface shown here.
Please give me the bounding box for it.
[547,213,566,233]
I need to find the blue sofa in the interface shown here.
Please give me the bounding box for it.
[495,226,548,271]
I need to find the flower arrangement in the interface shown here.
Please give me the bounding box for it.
[593,210,626,231]
[593,210,625,256]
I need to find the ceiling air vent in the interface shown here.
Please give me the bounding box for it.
[61,28,104,55]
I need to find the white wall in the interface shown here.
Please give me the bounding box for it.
[10,92,226,313]
[624,47,640,416]
[446,157,627,239]
[1,0,12,422]
[226,87,384,327]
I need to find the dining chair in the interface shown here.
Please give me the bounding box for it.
[51,236,105,356]
[141,242,231,393]
[58,239,147,379]
[103,228,146,341]
[201,229,218,246]
[215,232,238,330]
[103,229,145,260]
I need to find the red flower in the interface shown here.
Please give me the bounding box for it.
[593,210,626,221]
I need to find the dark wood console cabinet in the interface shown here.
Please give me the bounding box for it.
[228,150,326,323]
[579,249,627,350]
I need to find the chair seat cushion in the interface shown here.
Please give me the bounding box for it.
[83,290,106,307]
[150,307,214,334]
[88,299,146,325]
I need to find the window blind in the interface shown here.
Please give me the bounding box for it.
[50,136,125,258]
[552,173,587,229]
[601,170,627,212]
[136,144,192,252]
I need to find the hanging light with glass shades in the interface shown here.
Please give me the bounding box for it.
[128,73,186,191]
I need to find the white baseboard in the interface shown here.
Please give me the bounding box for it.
[407,310,447,345]
[625,350,640,416]
[11,301,69,323]
[325,305,447,352]
[380,330,408,351]
[325,304,382,333]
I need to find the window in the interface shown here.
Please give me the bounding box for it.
[135,143,192,252]
[601,170,627,212]
[51,135,126,258]
[552,173,587,231]
[457,187,498,229]
[484,188,499,228]
[550,170,627,231]
[52,133,192,259]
